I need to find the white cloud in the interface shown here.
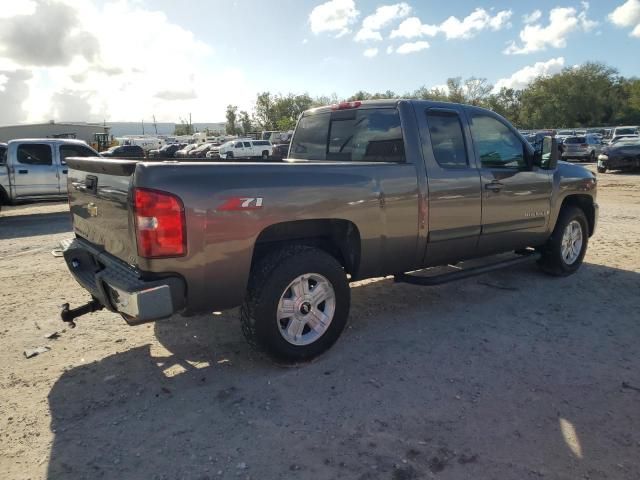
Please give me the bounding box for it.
[493,57,565,91]
[522,10,542,24]
[0,0,254,124]
[355,3,411,42]
[504,4,597,54]
[386,45,394,54]
[608,0,640,37]
[390,8,512,41]
[363,47,379,57]
[309,0,359,38]
[396,41,430,54]
[0,1,37,18]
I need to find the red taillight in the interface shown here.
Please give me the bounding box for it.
[134,188,186,258]
[331,101,361,110]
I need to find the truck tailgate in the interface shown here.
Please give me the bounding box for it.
[66,157,138,266]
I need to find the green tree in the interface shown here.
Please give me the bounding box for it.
[225,105,238,134]
[254,92,278,130]
[239,110,252,135]
[486,88,522,124]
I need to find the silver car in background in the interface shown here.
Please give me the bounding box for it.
[561,134,603,162]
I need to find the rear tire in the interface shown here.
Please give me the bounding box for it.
[538,206,588,277]
[597,166,607,173]
[240,245,350,363]
[589,151,595,162]
[226,152,234,160]
[261,150,269,161]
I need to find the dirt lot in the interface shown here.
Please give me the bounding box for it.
[1,166,639,480]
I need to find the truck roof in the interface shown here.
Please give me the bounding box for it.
[8,138,91,146]
[304,99,494,116]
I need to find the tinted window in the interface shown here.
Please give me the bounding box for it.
[616,128,637,135]
[17,144,52,165]
[565,137,586,144]
[253,140,269,146]
[60,145,96,164]
[0,146,6,164]
[243,142,251,147]
[292,108,404,162]
[469,114,525,169]
[234,142,243,148]
[425,110,468,168]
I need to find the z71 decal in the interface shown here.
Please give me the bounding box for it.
[218,197,264,211]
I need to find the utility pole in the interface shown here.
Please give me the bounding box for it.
[153,115,158,135]
[141,119,145,135]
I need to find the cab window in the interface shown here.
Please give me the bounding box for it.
[425,110,468,168]
[292,108,404,162]
[469,113,526,169]
[243,142,251,148]
[17,144,53,165]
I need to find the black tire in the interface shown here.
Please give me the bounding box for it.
[589,151,595,162]
[597,166,607,173]
[538,206,588,276]
[226,152,233,160]
[261,150,269,161]
[240,245,350,363]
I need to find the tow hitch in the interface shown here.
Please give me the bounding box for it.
[60,298,104,328]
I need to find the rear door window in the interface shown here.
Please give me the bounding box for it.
[291,108,404,162]
[425,110,468,168]
[17,144,53,165]
[243,142,251,148]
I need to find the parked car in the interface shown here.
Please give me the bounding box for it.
[561,134,603,162]
[174,144,198,158]
[217,139,272,160]
[61,100,597,362]
[148,143,186,159]
[100,145,145,158]
[612,126,638,138]
[1,139,98,209]
[597,137,640,173]
[188,142,217,159]
[271,142,290,160]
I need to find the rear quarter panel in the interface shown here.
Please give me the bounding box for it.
[134,161,419,312]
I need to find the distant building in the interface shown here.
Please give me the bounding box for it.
[0,121,110,144]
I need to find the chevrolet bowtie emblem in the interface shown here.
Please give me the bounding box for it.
[87,202,98,217]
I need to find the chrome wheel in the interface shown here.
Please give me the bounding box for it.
[561,220,583,265]
[277,273,336,346]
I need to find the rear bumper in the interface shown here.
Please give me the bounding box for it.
[62,237,186,324]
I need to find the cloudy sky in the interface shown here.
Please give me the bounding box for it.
[0,0,639,125]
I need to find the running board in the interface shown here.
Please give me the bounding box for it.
[394,252,541,286]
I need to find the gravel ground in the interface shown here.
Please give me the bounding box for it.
[0,166,639,480]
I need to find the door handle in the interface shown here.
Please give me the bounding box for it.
[485,181,503,192]
[18,169,28,174]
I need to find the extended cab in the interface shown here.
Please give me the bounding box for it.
[1,139,98,208]
[61,100,597,362]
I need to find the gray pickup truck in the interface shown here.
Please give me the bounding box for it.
[61,100,598,362]
[0,138,98,210]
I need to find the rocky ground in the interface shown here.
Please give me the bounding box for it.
[0,165,639,480]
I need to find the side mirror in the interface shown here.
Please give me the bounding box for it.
[541,136,558,170]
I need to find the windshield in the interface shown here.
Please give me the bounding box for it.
[615,128,638,135]
[291,108,404,162]
[557,130,574,136]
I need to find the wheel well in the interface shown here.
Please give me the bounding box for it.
[251,219,361,276]
[561,195,595,236]
[0,185,8,205]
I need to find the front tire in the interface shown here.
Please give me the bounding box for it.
[240,246,350,363]
[538,206,588,276]
[261,150,269,161]
[597,165,607,173]
[226,152,234,160]
[589,151,595,162]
